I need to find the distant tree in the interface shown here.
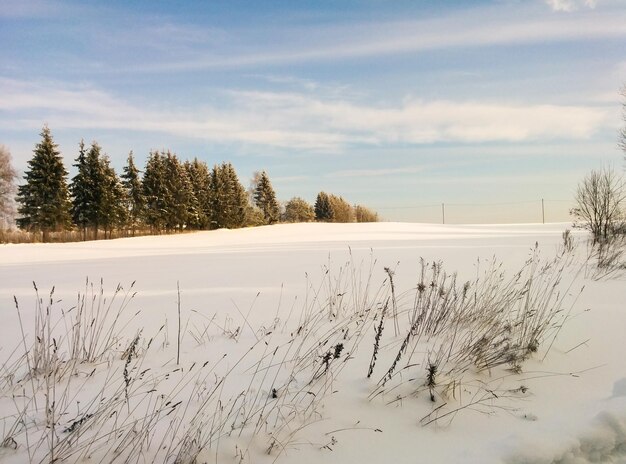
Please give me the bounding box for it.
[328,194,354,223]
[121,151,145,235]
[253,171,280,224]
[208,162,248,229]
[621,85,626,163]
[571,166,625,243]
[223,163,248,228]
[161,152,195,231]
[248,170,263,204]
[142,151,167,232]
[16,126,72,241]
[70,140,93,239]
[284,197,315,223]
[244,205,266,227]
[314,192,333,222]
[355,205,379,223]
[0,145,18,229]
[184,158,210,229]
[99,155,126,238]
[70,141,126,239]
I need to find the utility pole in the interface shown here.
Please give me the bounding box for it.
[541,198,545,224]
[442,203,445,225]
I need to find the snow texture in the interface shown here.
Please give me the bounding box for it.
[0,222,624,463]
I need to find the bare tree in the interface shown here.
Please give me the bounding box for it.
[620,85,626,162]
[0,145,18,228]
[571,166,625,242]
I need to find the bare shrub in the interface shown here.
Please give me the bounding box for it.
[368,246,581,422]
[0,145,18,230]
[355,205,379,223]
[571,167,625,243]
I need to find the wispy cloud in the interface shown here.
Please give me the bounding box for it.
[545,0,598,12]
[0,0,63,18]
[121,4,626,73]
[0,78,611,152]
[328,166,426,178]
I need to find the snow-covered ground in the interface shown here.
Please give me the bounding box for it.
[0,223,624,463]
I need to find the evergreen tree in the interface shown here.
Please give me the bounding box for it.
[223,163,248,229]
[70,141,125,239]
[184,158,211,229]
[142,151,167,232]
[70,140,93,239]
[16,126,72,241]
[209,162,248,229]
[84,142,107,238]
[314,192,333,222]
[121,151,145,235]
[284,197,315,223]
[163,152,196,230]
[99,155,126,238]
[253,171,280,224]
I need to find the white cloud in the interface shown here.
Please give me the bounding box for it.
[0,78,610,153]
[545,0,598,12]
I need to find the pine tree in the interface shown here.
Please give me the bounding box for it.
[83,142,107,238]
[184,158,210,229]
[208,162,248,229]
[70,140,93,239]
[253,171,280,224]
[162,152,196,231]
[99,155,126,238]
[121,151,145,236]
[142,151,167,232]
[223,163,248,229]
[314,192,333,222]
[16,126,72,241]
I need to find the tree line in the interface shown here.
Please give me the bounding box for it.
[2,126,378,242]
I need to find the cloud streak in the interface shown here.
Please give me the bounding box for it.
[122,4,626,73]
[546,0,598,12]
[0,78,610,152]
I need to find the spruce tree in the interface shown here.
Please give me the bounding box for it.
[142,151,167,232]
[121,151,145,236]
[253,171,280,224]
[162,152,196,231]
[16,126,71,241]
[83,142,107,238]
[223,163,248,229]
[208,164,223,229]
[208,162,248,229]
[99,155,126,238]
[184,159,210,229]
[70,140,93,239]
[314,192,333,222]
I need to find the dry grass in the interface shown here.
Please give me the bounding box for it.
[0,244,585,462]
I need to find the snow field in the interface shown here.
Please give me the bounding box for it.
[0,223,624,463]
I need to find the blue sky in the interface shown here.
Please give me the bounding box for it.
[1,0,624,223]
